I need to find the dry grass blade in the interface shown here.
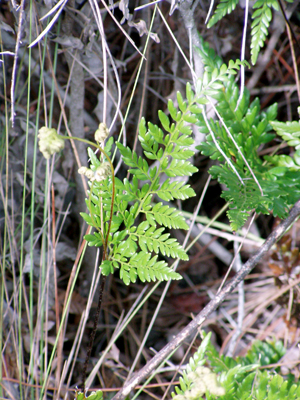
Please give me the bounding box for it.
[29,0,68,48]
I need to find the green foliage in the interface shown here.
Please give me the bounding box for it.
[81,85,202,284]
[251,0,279,65]
[270,120,300,149]
[75,389,103,400]
[207,0,239,28]
[172,332,299,400]
[81,58,252,284]
[206,0,279,65]
[195,40,300,231]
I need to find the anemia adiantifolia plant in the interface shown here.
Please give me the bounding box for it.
[39,38,300,399]
[39,46,300,283]
[40,58,248,286]
[5,0,299,397]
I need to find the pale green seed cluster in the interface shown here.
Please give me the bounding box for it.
[78,162,111,182]
[78,166,94,180]
[173,366,225,400]
[38,127,65,159]
[94,122,109,143]
[77,123,111,182]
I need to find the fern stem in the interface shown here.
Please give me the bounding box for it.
[88,181,105,242]
[134,104,196,219]
[82,275,106,393]
[59,135,115,259]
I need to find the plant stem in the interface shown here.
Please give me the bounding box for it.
[82,275,107,392]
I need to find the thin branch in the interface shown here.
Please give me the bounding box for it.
[111,198,300,400]
[235,0,249,110]
[285,15,300,102]
[226,240,244,357]
[178,0,204,83]
[82,275,106,392]
[10,0,25,127]
[205,0,215,24]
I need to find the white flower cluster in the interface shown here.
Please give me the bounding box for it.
[173,366,225,400]
[78,162,111,182]
[38,127,65,159]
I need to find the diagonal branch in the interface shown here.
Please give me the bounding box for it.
[111,198,300,400]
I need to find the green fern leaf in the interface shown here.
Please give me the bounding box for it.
[116,143,149,180]
[87,147,102,168]
[80,212,96,228]
[144,202,189,229]
[186,82,195,103]
[84,232,103,247]
[101,260,114,276]
[168,99,182,122]
[196,37,223,71]
[164,160,198,177]
[171,146,195,160]
[103,136,114,157]
[207,0,239,29]
[147,122,166,144]
[112,252,181,284]
[158,110,171,132]
[270,120,300,149]
[81,83,203,284]
[251,0,279,65]
[134,224,188,260]
[226,209,250,232]
[158,179,196,201]
[177,91,187,112]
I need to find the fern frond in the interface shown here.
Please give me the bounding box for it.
[143,202,189,230]
[111,252,181,285]
[207,0,239,28]
[132,223,188,260]
[250,0,279,65]
[193,48,299,230]
[172,332,299,400]
[157,179,196,201]
[116,143,150,180]
[172,333,225,399]
[270,120,300,149]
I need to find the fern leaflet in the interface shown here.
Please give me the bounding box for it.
[207,0,239,28]
[251,0,279,65]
